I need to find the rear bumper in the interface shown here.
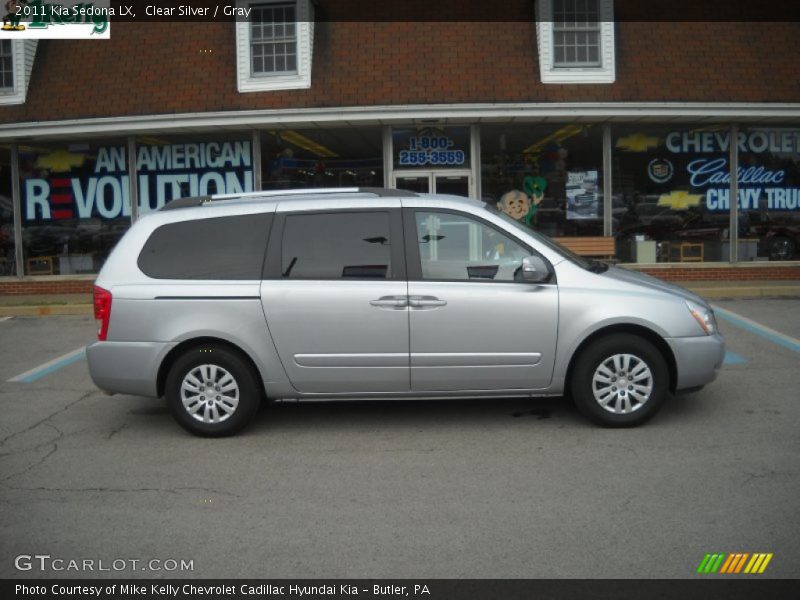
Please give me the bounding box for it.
[86,341,174,397]
[666,333,726,391]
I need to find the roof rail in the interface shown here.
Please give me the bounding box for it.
[160,187,417,211]
[159,195,211,211]
[211,187,360,200]
[211,187,417,200]
[357,187,418,197]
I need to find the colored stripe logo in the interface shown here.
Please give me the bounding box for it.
[697,552,773,574]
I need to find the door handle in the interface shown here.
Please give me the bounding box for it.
[369,296,408,308]
[408,296,447,308]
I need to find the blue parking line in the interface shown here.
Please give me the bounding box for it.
[712,305,800,354]
[723,350,747,365]
[7,347,86,383]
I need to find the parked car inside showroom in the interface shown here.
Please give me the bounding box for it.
[759,227,799,260]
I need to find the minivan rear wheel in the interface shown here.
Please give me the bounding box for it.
[165,345,260,436]
[571,334,668,427]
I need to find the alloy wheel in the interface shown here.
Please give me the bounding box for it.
[591,353,653,414]
[180,364,240,423]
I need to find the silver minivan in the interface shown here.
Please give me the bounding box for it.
[87,188,725,436]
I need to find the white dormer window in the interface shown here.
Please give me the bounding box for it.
[251,3,297,75]
[236,0,314,93]
[0,39,37,105]
[0,40,14,91]
[536,0,615,84]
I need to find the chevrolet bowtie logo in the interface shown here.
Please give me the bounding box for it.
[36,150,87,172]
[658,190,704,210]
[615,132,660,152]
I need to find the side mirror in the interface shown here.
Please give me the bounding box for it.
[520,255,551,283]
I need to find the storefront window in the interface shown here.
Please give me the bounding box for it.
[19,140,131,275]
[136,135,254,214]
[480,123,603,238]
[0,147,14,276]
[738,126,800,261]
[612,125,738,263]
[261,127,383,190]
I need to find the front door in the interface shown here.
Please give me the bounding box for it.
[433,174,469,197]
[393,171,473,197]
[405,209,559,392]
[261,207,410,394]
[394,173,431,194]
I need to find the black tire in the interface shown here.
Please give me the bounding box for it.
[570,334,669,427]
[768,236,796,261]
[165,344,261,437]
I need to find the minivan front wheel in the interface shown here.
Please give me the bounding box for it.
[571,334,668,427]
[165,345,260,436]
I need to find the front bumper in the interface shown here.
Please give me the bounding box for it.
[666,333,726,391]
[86,341,175,398]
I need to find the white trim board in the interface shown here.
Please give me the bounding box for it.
[2,102,800,140]
[0,40,38,106]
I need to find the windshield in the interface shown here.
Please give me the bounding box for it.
[490,207,594,270]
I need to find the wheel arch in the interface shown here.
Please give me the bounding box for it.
[563,323,678,398]
[157,336,265,399]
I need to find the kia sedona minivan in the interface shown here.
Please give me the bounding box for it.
[87,188,724,436]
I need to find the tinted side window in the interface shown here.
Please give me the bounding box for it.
[281,212,392,279]
[415,211,530,281]
[138,214,272,280]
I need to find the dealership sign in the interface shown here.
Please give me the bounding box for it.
[682,157,799,211]
[665,130,800,154]
[397,133,466,167]
[23,141,253,221]
[617,129,800,212]
[393,126,470,169]
[666,129,800,211]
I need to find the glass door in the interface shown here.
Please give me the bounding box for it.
[394,173,431,194]
[393,171,473,197]
[434,174,469,197]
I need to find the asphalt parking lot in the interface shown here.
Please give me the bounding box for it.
[0,299,798,579]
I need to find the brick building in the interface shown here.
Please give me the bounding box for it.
[0,0,799,293]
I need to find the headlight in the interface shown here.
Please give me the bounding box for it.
[686,300,717,335]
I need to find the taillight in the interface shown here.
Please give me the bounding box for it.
[93,285,112,341]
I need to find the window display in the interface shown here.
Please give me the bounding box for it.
[738,126,800,261]
[480,123,604,238]
[612,125,732,262]
[19,140,131,275]
[136,135,254,214]
[262,127,383,190]
[5,122,795,279]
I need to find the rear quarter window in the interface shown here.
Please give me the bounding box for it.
[137,214,272,280]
